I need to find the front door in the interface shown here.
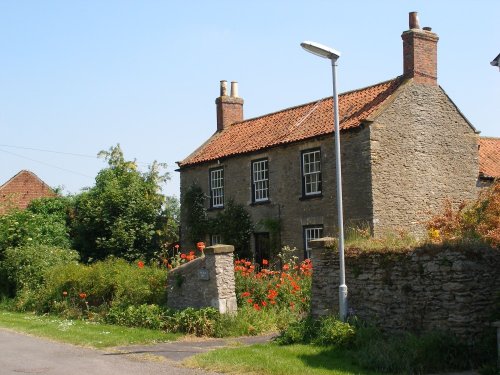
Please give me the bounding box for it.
[254,233,270,266]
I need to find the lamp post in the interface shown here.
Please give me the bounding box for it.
[301,41,348,322]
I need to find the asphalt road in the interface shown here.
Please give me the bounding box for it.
[0,328,221,375]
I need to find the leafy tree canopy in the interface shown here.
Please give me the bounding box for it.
[72,144,175,262]
[0,196,72,257]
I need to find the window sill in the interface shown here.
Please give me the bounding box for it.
[299,194,323,201]
[250,200,271,207]
[208,206,224,211]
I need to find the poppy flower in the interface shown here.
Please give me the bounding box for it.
[137,261,145,269]
[196,242,206,251]
[262,259,268,266]
[282,264,290,271]
[79,293,87,299]
[253,303,261,311]
[180,253,187,259]
[241,291,251,297]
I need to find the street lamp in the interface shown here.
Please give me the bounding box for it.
[301,41,348,322]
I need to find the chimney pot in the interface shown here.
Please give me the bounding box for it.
[409,11,420,29]
[220,80,228,96]
[230,81,239,98]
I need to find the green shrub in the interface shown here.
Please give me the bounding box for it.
[214,305,297,338]
[1,245,78,296]
[16,258,166,315]
[105,304,167,330]
[164,307,219,336]
[276,315,355,347]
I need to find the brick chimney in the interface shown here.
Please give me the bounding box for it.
[216,80,244,131]
[401,12,439,85]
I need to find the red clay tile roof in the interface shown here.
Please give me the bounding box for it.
[178,77,405,167]
[479,137,500,179]
[0,170,56,214]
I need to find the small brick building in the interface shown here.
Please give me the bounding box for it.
[0,170,56,215]
[177,13,498,259]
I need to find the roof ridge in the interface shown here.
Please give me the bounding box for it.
[480,136,500,140]
[228,76,403,127]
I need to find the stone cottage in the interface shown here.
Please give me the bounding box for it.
[177,12,496,260]
[0,170,56,215]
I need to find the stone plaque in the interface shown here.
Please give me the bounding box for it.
[198,268,210,281]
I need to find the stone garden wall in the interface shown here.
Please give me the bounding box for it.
[310,238,500,339]
[166,244,237,314]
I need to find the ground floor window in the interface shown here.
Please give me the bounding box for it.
[303,225,323,259]
[211,234,222,245]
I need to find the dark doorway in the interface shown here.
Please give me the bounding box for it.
[254,232,270,266]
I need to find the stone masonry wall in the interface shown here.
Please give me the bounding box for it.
[179,127,373,257]
[166,244,237,313]
[310,238,500,339]
[369,82,479,237]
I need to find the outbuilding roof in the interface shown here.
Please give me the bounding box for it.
[479,137,500,179]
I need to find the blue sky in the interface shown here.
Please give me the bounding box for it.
[1,1,499,198]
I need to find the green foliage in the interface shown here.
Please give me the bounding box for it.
[105,304,167,330]
[182,183,209,245]
[427,182,500,248]
[276,316,355,347]
[72,144,172,261]
[15,258,166,315]
[0,196,72,256]
[1,245,79,296]
[212,199,253,258]
[353,330,472,374]
[106,305,219,336]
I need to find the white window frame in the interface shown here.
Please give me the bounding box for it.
[210,168,224,208]
[304,226,324,259]
[302,149,322,196]
[252,159,269,202]
[211,234,222,245]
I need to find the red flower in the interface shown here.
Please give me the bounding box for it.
[241,291,251,297]
[137,261,145,269]
[79,293,87,299]
[261,301,267,307]
[247,298,253,304]
[282,264,290,271]
[196,242,206,251]
[174,244,180,249]
[253,303,261,311]
[180,253,187,259]
[262,259,268,266]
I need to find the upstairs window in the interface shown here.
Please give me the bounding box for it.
[303,225,324,259]
[302,149,322,196]
[252,159,269,203]
[210,168,224,208]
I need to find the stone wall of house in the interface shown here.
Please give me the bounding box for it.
[310,238,500,339]
[166,244,237,313]
[369,82,479,237]
[179,127,373,256]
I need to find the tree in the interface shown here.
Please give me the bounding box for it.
[0,196,72,258]
[72,144,173,262]
[182,183,209,246]
[212,199,253,259]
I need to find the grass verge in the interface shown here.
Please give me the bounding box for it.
[185,342,376,375]
[0,309,179,348]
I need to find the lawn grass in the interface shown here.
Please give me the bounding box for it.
[0,309,180,348]
[185,342,376,375]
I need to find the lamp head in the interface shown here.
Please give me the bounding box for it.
[301,41,340,60]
